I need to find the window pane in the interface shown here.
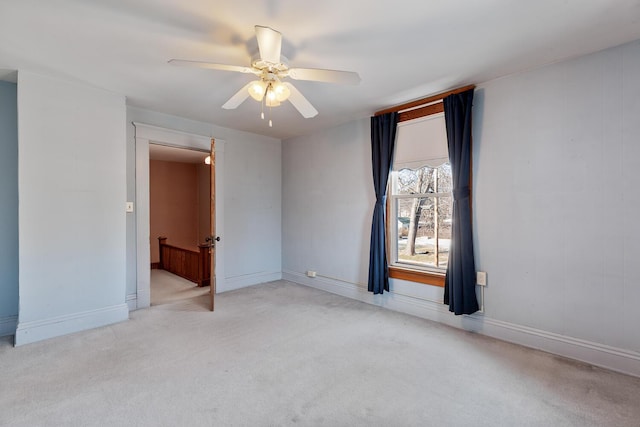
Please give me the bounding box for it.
[435,163,453,194]
[395,195,452,269]
[436,196,452,269]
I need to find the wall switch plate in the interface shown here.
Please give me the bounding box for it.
[126,202,134,213]
[477,271,487,286]
[306,270,317,278]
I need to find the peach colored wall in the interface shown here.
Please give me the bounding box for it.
[150,160,199,263]
[197,163,211,243]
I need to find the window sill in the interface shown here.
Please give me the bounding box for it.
[389,266,445,287]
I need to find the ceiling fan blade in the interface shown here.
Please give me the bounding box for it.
[255,25,282,63]
[287,67,361,85]
[222,82,253,109]
[168,59,256,74]
[284,82,318,118]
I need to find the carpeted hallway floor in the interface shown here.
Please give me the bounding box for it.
[1,280,640,426]
[150,269,210,308]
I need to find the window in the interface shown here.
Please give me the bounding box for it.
[388,111,451,286]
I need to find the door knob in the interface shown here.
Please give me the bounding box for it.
[205,236,221,243]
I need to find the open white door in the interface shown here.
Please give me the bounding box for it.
[209,138,217,311]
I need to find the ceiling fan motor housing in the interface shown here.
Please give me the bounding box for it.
[251,53,290,76]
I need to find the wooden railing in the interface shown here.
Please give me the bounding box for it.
[158,237,210,287]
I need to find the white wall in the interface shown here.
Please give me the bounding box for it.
[126,107,282,297]
[282,39,640,376]
[283,118,373,285]
[15,71,128,345]
[473,40,640,352]
[222,130,282,289]
[0,81,18,337]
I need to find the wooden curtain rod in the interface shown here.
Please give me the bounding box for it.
[374,84,476,116]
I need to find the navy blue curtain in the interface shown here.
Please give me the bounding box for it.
[443,89,479,315]
[367,112,399,294]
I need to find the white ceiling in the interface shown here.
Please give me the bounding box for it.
[2,0,640,140]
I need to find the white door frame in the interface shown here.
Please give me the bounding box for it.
[133,122,225,309]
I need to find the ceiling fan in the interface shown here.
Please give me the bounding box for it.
[169,25,361,126]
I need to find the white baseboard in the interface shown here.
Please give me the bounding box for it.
[14,304,129,346]
[218,271,282,293]
[283,270,640,378]
[0,315,17,338]
[126,294,137,311]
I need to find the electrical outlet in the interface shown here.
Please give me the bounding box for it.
[306,270,317,278]
[476,271,487,286]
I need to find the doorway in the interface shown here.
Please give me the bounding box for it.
[148,144,211,308]
[133,123,225,312]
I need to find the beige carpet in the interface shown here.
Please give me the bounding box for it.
[1,280,640,426]
[150,269,210,308]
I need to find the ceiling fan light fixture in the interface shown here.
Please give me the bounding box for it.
[264,83,282,107]
[272,81,290,102]
[248,80,267,101]
[265,97,281,107]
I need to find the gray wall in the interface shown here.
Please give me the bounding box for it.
[15,71,128,345]
[282,39,640,375]
[473,39,640,351]
[283,118,373,286]
[0,81,18,335]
